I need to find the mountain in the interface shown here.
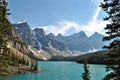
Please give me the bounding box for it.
[13,22,69,58]
[8,22,49,61]
[13,22,41,50]
[13,21,34,46]
[54,31,104,52]
[33,28,66,51]
[88,32,104,50]
[13,22,67,51]
[47,33,55,39]
[13,21,104,54]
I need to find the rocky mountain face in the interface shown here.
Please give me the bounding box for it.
[53,31,104,52]
[33,28,66,51]
[13,22,66,51]
[13,21,104,54]
[13,22,69,59]
[9,23,52,61]
[13,22,34,46]
[6,23,33,61]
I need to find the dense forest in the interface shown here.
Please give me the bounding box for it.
[76,51,108,64]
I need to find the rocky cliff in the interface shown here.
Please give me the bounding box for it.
[12,22,70,59]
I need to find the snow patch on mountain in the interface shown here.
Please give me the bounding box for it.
[17,21,27,24]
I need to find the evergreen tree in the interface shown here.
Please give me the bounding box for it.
[0,1,34,77]
[0,0,8,62]
[81,58,90,80]
[0,0,12,75]
[100,0,120,80]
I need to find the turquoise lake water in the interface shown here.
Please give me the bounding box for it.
[8,61,106,80]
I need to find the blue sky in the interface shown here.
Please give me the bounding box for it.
[8,0,108,36]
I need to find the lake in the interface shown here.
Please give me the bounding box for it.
[8,61,106,80]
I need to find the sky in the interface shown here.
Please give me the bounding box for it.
[7,0,109,36]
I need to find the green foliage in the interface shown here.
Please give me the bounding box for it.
[100,0,120,80]
[0,0,30,76]
[81,58,90,80]
[0,0,12,76]
[0,0,36,77]
[76,51,108,64]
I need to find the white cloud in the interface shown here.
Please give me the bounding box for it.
[38,2,109,36]
[80,6,109,36]
[93,7,101,22]
[39,21,80,36]
[39,19,108,36]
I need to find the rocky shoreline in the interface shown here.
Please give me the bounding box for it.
[1,65,41,77]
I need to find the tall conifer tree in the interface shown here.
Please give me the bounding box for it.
[0,0,12,75]
[81,58,90,80]
[100,0,120,79]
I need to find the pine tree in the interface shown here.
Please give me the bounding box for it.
[81,58,90,80]
[0,0,12,75]
[100,0,120,80]
[0,1,35,76]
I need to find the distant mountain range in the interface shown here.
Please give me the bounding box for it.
[13,21,104,53]
[13,22,66,51]
[13,22,70,60]
[51,31,104,52]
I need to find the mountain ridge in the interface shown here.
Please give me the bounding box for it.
[52,31,104,52]
[13,22,70,59]
[13,21,104,53]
